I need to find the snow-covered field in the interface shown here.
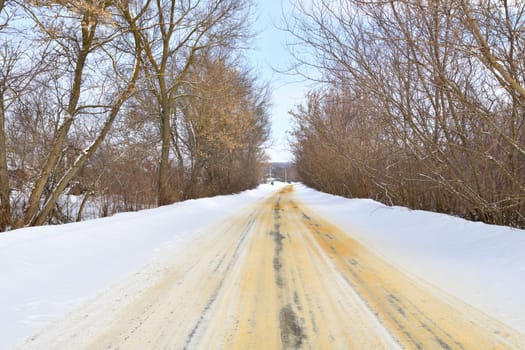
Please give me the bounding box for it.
[1,182,524,348]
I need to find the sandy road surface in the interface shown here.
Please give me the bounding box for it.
[22,186,525,349]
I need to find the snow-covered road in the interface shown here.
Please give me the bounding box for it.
[19,186,525,349]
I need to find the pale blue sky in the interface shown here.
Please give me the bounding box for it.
[248,0,311,162]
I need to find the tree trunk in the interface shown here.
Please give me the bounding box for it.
[0,92,11,231]
[24,18,96,226]
[158,106,171,206]
[76,191,90,222]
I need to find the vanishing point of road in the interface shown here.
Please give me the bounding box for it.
[23,186,525,349]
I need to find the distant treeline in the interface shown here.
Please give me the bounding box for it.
[288,0,525,228]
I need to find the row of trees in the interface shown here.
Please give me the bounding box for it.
[0,0,269,231]
[289,0,525,227]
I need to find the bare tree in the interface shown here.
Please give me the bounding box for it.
[0,0,12,230]
[0,0,266,230]
[288,0,525,227]
[125,0,253,205]
[1,1,48,230]
[178,54,269,197]
[0,47,11,230]
[0,0,144,227]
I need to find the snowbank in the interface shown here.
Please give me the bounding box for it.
[0,184,283,349]
[293,184,525,334]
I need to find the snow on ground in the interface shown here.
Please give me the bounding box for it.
[293,183,525,334]
[0,184,284,350]
[2,182,525,349]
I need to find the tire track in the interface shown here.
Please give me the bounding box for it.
[193,186,400,349]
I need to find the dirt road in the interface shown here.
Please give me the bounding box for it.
[23,186,525,349]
